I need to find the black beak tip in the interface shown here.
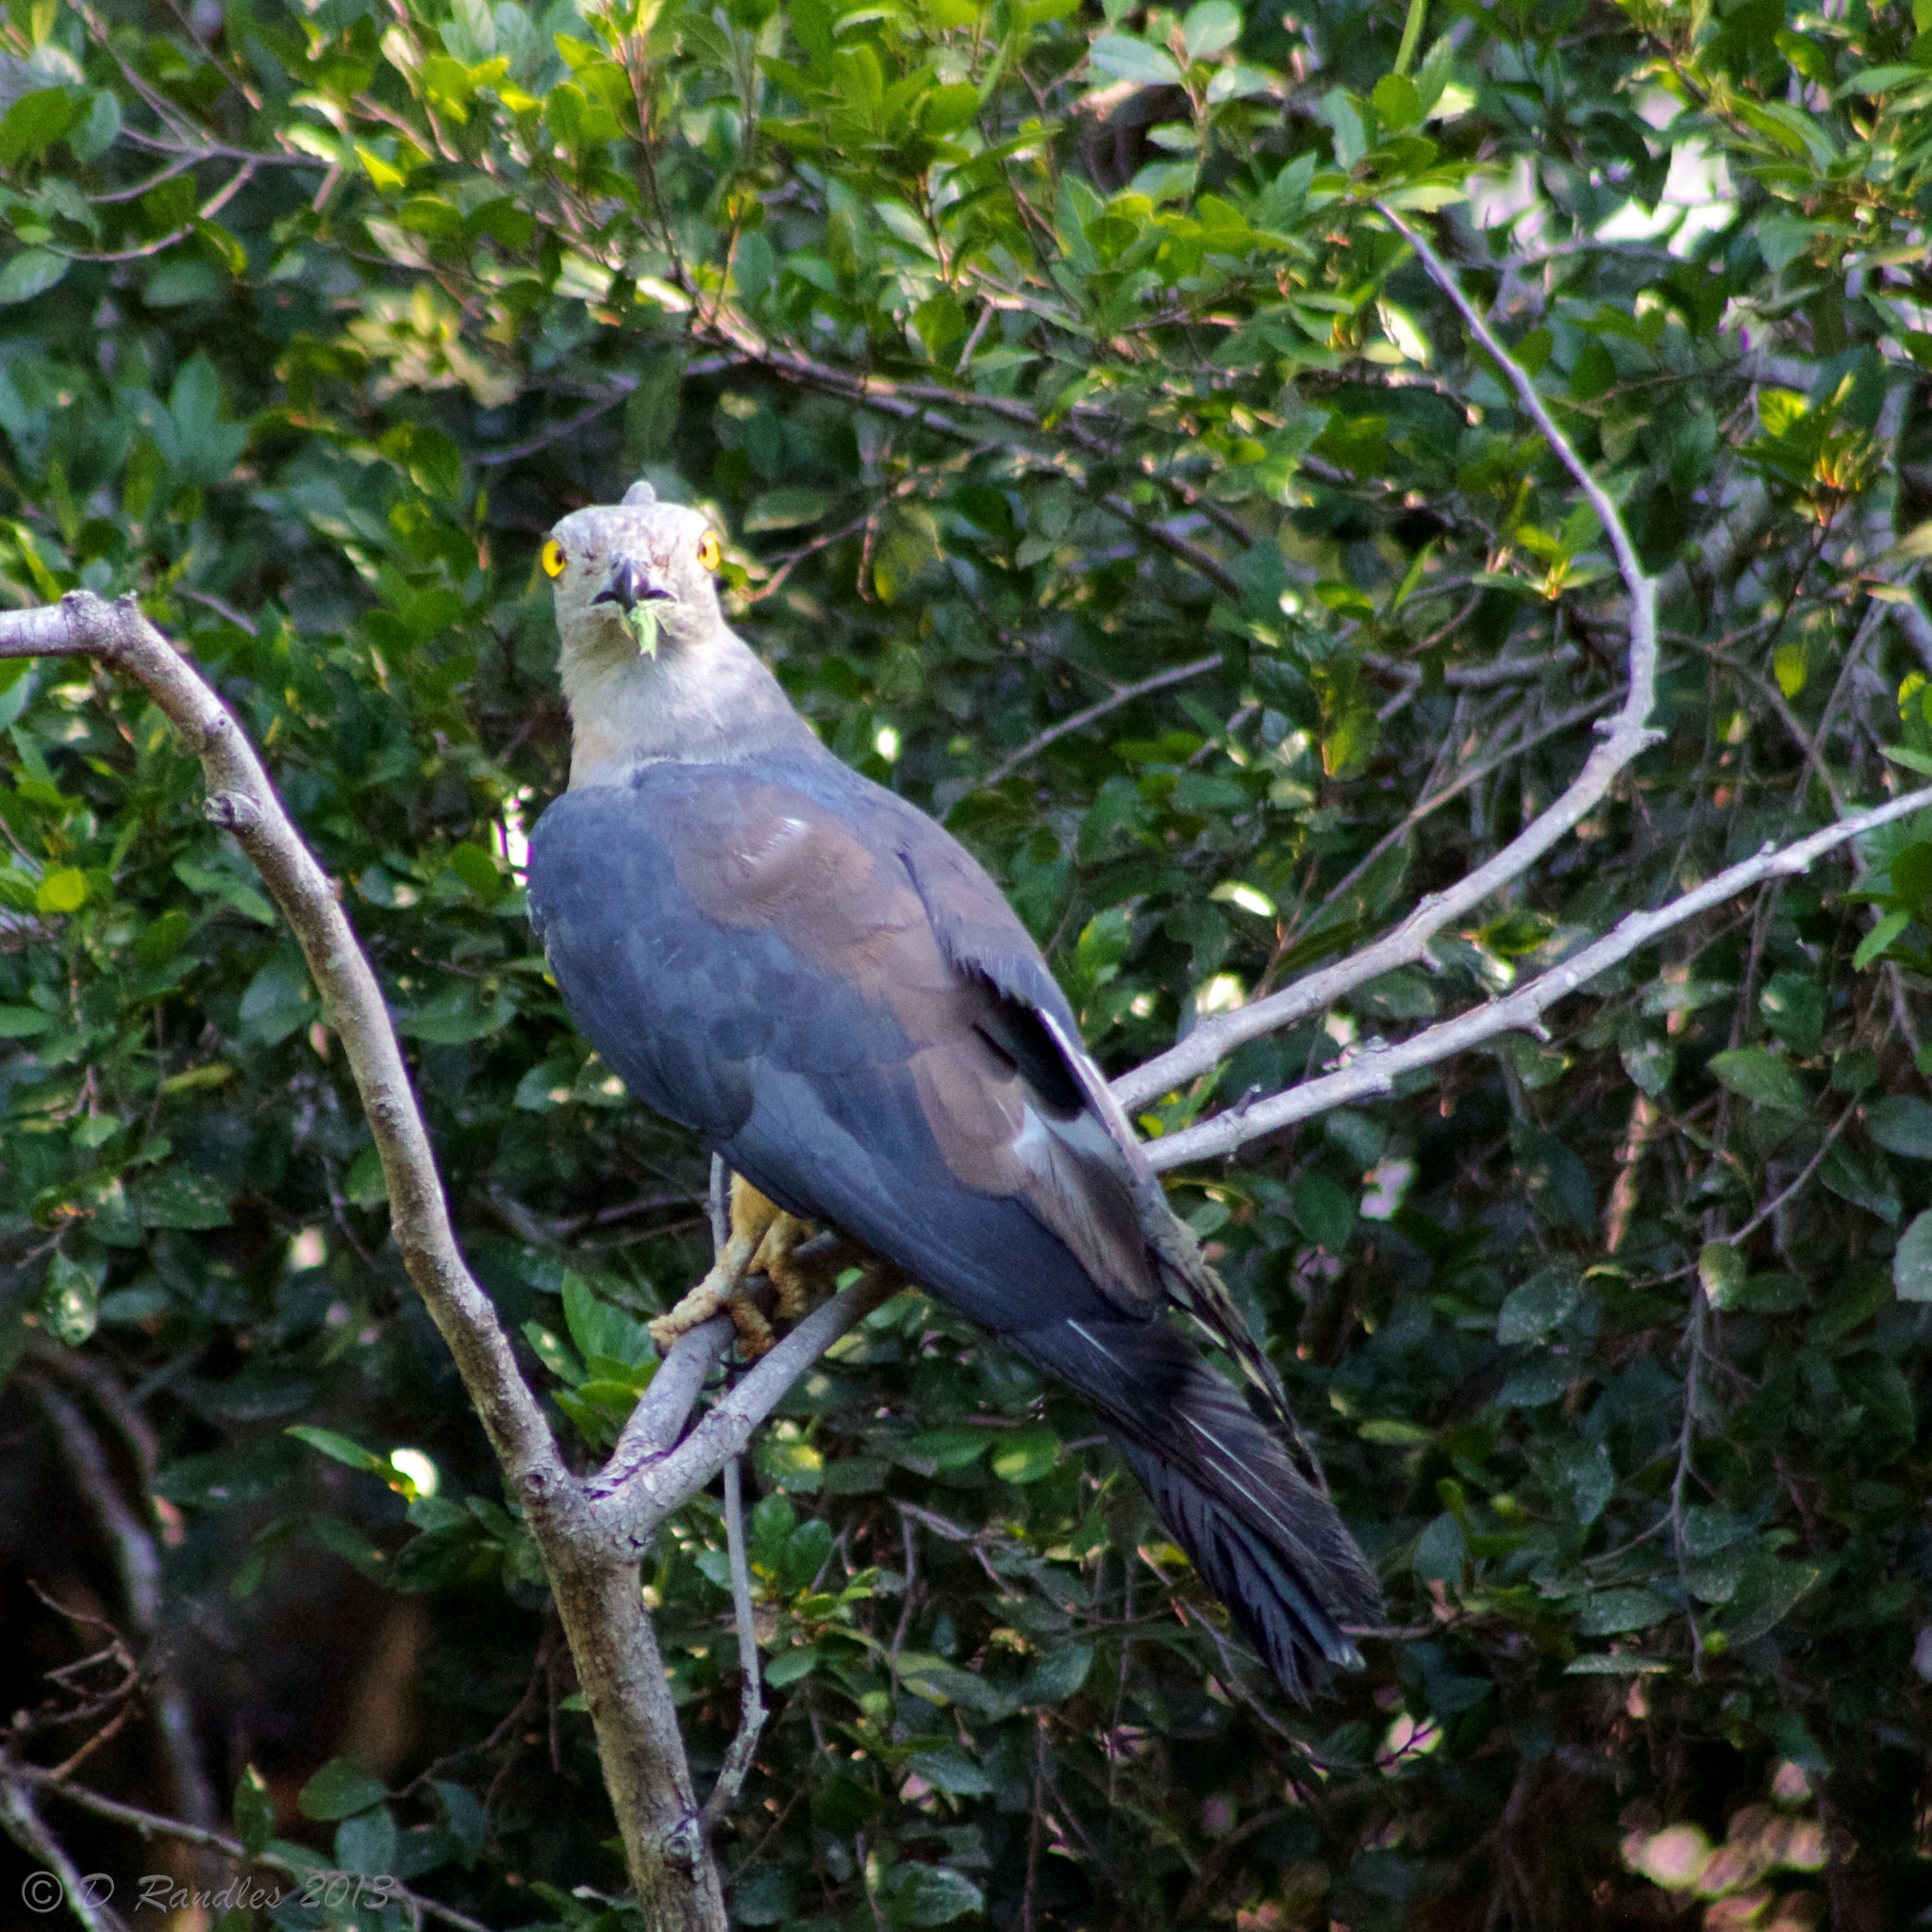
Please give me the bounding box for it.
[592,558,675,610]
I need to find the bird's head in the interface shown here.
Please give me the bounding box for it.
[541,481,725,667]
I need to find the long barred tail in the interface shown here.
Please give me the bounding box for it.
[1114,1358,1384,1701]
[1015,1309,1381,1701]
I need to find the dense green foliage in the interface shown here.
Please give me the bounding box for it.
[8,0,1932,1923]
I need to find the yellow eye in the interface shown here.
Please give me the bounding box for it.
[541,540,567,578]
[695,529,721,573]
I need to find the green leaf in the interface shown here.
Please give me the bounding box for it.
[906,1746,993,1796]
[36,867,87,914]
[1181,0,1241,59]
[41,1253,98,1347]
[1089,34,1184,86]
[1576,1588,1672,1636]
[1413,1510,1465,1582]
[1371,72,1422,131]
[287,1425,391,1475]
[1881,742,1932,778]
[1855,910,1910,969]
[1867,1094,1932,1158]
[1496,1266,1580,1344]
[1510,1123,1596,1230]
[129,1169,232,1229]
[1721,1561,1821,1646]
[522,1321,585,1386]
[876,1860,985,1927]
[1707,1047,1806,1114]
[0,1004,54,1037]
[240,949,314,1045]
[0,88,81,167]
[1698,1242,1747,1311]
[901,1427,991,1473]
[1021,1641,1092,1703]
[1291,1171,1356,1250]
[1821,1141,1901,1225]
[1893,1210,1932,1301]
[1758,972,1824,1055]
[990,1426,1058,1485]
[745,488,832,532]
[1557,1441,1614,1526]
[0,249,70,306]
[764,1644,820,1687]
[297,1757,386,1822]
[1844,63,1924,94]
[396,984,515,1043]
[234,1766,275,1860]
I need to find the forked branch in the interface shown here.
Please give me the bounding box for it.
[0,596,558,1494]
[1145,783,1932,1169]
[1114,205,1662,1117]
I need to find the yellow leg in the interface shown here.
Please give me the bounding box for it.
[648,1175,821,1359]
[750,1210,827,1324]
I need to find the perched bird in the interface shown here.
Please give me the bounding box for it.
[525,482,1383,1698]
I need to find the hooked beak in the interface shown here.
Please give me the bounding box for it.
[591,556,675,613]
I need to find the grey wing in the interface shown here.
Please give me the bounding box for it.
[887,798,1319,1465]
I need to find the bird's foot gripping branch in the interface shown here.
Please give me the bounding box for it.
[645,1174,830,1359]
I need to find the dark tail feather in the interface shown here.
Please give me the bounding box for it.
[1116,1359,1383,1702]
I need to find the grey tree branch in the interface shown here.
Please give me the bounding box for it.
[0,1768,125,1932]
[4,1758,492,1932]
[0,591,726,1932]
[26,1378,218,1861]
[1114,208,1661,1114]
[701,1456,766,1829]
[588,1313,736,1505]
[1145,784,1932,1169]
[0,595,559,1500]
[597,1267,902,1557]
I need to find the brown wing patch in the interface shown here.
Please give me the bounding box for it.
[670,780,1159,1314]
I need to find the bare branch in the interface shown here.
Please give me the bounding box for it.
[0,593,559,1497]
[700,1456,767,1829]
[5,1759,493,1932]
[599,1267,901,1556]
[1115,215,1660,1113]
[1144,784,1932,1169]
[947,653,1224,817]
[0,1770,126,1932]
[587,1314,734,1503]
[27,1378,219,1858]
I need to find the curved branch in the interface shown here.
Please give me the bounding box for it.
[946,652,1225,818]
[596,1266,901,1557]
[4,1760,493,1932]
[0,591,728,1927]
[0,593,560,1495]
[1114,213,1660,1113]
[1145,784,1932,1169]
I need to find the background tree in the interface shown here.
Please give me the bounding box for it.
[3,0,1932,1926]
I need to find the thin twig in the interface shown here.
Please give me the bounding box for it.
[6,1760,492,1932]
[946,653,1224,816]
[597,1266,902,1554]
[700,1457,766,1829]
[0,1770,126,1932]
[1117,213,1660,1111]
[588,1313,735,1503]
[1147,784,1932,1168]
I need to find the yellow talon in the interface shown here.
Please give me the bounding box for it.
[648,1175,824,1359]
